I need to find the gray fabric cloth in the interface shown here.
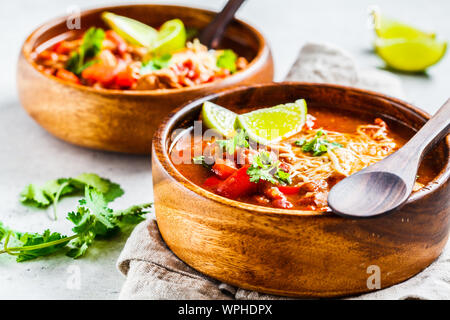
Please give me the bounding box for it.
[117,43,450,300]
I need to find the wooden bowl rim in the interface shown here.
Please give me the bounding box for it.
[153,82,450,218]
[21,3,270,96]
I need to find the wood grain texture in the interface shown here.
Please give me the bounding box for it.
[152,83,450,297]
[17,4,274,154]
[329,99,450,218]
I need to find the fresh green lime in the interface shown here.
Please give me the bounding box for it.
[202,101,237,137]
[236,99,307,145]
[375,37,447,72]
[101,12,158,48]
[372,11,435,40]
[152,19,186,56]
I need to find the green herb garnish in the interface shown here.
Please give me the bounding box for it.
[1,187,151,262]
[20,173,124,220]
[246,151,291,185]
[295,130,343,156]
[215,129,249,155]
[192,155,213,169]
[140,54,172,74]
[66,27,105,75]
[216,49,237,73]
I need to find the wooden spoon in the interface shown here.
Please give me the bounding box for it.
[199,0,246,49]
[328,99,450,218]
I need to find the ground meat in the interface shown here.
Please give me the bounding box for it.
[296,180,329,209]
[136,68,182,90]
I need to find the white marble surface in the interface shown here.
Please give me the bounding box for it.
[0,0,449,299]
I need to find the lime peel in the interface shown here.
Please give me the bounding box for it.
[151,19,187,56]
[202,101,237,138]
[101,12,158,48]
[236,99,308,145]
[375,37,447,72]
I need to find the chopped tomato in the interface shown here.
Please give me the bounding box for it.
[81,63,118,85]
[203,176,222,188]
[212,162,237,180]
[55,69,80,84]
[53,41,73,54]
[278,186,301,195]
[216,165,258,199]
[115,65,137,88]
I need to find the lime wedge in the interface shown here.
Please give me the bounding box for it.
[375,37,447,72]
[236,99,307,145]
[152,19,186,56]
[202,101,237,137]
[101,12,158,47]
[372,11,435,40]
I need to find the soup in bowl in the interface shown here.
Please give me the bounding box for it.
[17,4,273,153]
[152,83,450,297]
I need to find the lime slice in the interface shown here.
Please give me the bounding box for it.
[152,19,186,56]
[202,101,237,137]
[372,11,435,40]
[101,12,158,47]
[375,37,447,72]
[236,99,307,145]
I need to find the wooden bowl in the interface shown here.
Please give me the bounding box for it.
[17,4,273,154]
[152,83,450,298]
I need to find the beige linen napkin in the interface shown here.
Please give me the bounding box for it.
[117,43,450,300]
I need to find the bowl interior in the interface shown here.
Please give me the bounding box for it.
[157,83,450,212]
[25,4,261,65]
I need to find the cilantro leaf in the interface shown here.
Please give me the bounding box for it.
[216,49,237,73]
[0,221,10,242]
[192,155,213,169]
[66,187,149,259]
[13,230,70,262]
[70,173,124,203]
[215,129,249,155]
[247,164,278,184]
[20,184,52,208]
[275,169,292,185]
[295,130,343,156]
[19,173,124,219]
[111,203,152,226]
[140,54,172,74]
[66,27,105,75]
[1,183,150,262]
[246,151,292,185]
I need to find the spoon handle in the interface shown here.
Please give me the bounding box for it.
[400,99,450,162]
[199,0,246,49]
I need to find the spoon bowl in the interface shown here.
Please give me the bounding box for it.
[328,171,408,218]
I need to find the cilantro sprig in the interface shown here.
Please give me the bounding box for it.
[66,27,105,75]
[295,130,343,156]
[1,187,151,262]
[246,151,291,185]
[20,173,124,220]
[215,129,249,155]
[140,54,172,74]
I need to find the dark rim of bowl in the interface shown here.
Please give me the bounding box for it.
[21,4,270,96]
[153,82,450,218]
